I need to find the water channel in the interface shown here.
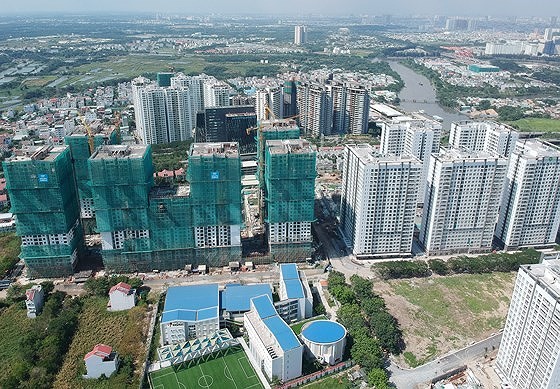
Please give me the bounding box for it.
[388,61,467,131]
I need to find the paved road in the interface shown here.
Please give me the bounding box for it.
[388,333,502,388]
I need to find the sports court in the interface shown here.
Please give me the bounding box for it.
[149,346,264,389]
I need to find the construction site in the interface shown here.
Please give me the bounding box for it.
[3,118,317,277]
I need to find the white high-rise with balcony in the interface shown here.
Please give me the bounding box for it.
[256,86,283,121]
[496,140,560,250]
[420,149,507,255]
[495,260,560,389]
[449,121,519,157]
[380,115,442,203]
[340,144,421,257]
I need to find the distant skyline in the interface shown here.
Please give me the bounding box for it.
[3,0,560,18]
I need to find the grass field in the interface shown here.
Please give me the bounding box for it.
[0,233,21,276]
[506,118,560,133]
[0,303,34,382]
[150,347,263,389]
[377,272,516,367]
[302,374,352,389]
[54,296,150,389]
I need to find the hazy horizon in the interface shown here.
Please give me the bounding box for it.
[2,0,560,18]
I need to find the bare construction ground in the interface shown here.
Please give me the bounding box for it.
[375,272,516,368]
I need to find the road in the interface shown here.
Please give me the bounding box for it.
[313,220,369,278]
[388,333,502,388]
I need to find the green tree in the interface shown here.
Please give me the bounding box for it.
[368,368,391,389]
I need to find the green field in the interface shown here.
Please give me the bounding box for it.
[150,346,263,389]
[379,272,516,367]
[506,118,560,133]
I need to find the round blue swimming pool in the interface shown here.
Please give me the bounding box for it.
[301,320,346,344]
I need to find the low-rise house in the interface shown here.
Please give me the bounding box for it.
[25,284,44,318]
[108,282,136,311]
[83,344,119,379]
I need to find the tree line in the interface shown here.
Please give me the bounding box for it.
[328,271,404,388]
[372,249,541,280]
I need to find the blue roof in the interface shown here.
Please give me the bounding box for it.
[280,263,299,280]
[222,284,272,312]
[301,320,346,344]
[263,316,301,351]
[162,285,219,324]
[280,264,305,299]
[251,294,277,319]
[284,279,304,299]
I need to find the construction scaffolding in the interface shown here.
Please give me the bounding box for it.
[188,142,242,226]
[90,143,243,273]
[264,139,316,223]
[264,139,316,262]
[2,145,84,277]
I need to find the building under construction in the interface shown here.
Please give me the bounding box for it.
[88,143,242,273]
[2,145,85,277]
[264,139,316,262]
[64,123,118,234]
[256,119,301,185]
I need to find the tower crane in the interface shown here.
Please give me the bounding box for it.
[77,110,95,154]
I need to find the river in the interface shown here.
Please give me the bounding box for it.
[388,61,466,131]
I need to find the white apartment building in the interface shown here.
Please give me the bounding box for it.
[256,86,284,121]
[380,115,441,203]
[297,82,332,137]
[340,144,421,257]
[203,81,230,108]
[496,140,560,250]
[449,121,519,157]
[244,294,303,382]
[496,260,560,389]
[170,73,208,114]
[420,149,507,255]
[328,82,369,135]
[294,25,307,45]
[131,76,194,145]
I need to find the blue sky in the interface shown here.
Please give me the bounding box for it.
[4,0,560,16]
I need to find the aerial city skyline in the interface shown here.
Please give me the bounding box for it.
[1,8,560,389]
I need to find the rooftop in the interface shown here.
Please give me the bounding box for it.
[301,320,346,344]
[162,284,219,324]
[435,148,507,163]
[190,142,239,158]
[8,145,66,162]
[149,185,191,199]
[516,139,560,159]
[266,139,314,155]
[522,259,560,298]
[347,144,421,166]
[221,283,272,312]
[84,344,114,361]
[91,145,147,160]
[252,294,278,319]
[280,264,305,299]
[109,282,133,295]
[260,119,299,131]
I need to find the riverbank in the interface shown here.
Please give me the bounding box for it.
[387,60,466,130]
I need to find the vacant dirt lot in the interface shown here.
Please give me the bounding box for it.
[375,272,516,367]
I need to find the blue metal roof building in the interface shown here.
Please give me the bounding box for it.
[160,284,220,345]
[280,263,305,299]
[162,284,219,324]
[244,294,303,381]
[277,263,313,322]
[221,283,272,313]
